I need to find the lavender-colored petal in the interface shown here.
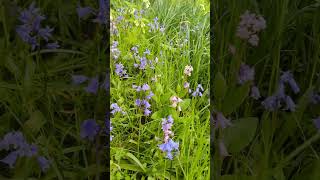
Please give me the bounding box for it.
[85,76,99,94]
[284,95,296,112]
[250,86,261,100]
[80,119,100,141]
[313,117,320,130]
[0,151,19,168]
[215,112,232,129]
[37,156,50,172]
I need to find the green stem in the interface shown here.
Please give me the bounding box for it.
[277,132,320,169]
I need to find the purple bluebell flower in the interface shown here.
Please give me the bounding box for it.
[142,84,150,91]
[133,85,142,92]
[146,91,154,100]
[111,41,121,60]
[0,151,19,168]
[280,71,300,94]
[250,86,261,100]
[80,119,100,141]
[144,49,151,55]
[131,46,139,54]
[238,64,255,85]
[215,112,232,129]
[159,139,179,160]
[85,76,99,94]
[261,95,281,111]
[38,26,53,41]
[135,99,142,106]
[310,91,320,104]
[37,156,50,172]
[110,103,125,115]
[77,6,93,18]
[115,63,127,77]
[191,84,204,97]
[93,0,108,24]
[284,95,296,112]
[313,117,320,130]
[144,108,152,116]
[72,75,88,85]
[16,2,56,51]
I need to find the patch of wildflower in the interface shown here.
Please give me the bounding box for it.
[77,0,108,25]
[236,10,266,46]
[71,74,108,94]
[111,41,121,60]
[191,84,205,97]
[16,2,59,50]
[0,131,50,172]
[133,83,154,116]
[148,17,165,34]
[111,103,126,115]
[262,71,300,112]
[158,115,179,160]
[238,63,255,85]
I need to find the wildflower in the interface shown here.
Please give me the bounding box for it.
[37,156,50,172]
[146,91,154,100]
[93,0,108,24]
[170,96,183,111]
[115,63,128,77]
[310,91,320,104]
[284,95,296,112]
[110,103,126,115]
[192,84,204,97]
[250,86,261,100]
[142,84,150,91]
[0,131,50,172]
[238,63,255,85]
[313,117,320,130]
[261,95,281,111]
[280,71,300,94]
[159,115,179,160]
[144,49,151,55]
[236,10,266,46]
[110,121,113,141]
[184,82,190,89]
[215,112,232,129]
[111,41,121,60]
[16,2,57,50]
[184,65,193,76]
[84,76,99,94]
[131,46,139,54]
[80,119,100,141]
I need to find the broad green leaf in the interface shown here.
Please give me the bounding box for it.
[221,83,250,115]
[224,117,258,153]
[126,152,146,172]
[213,72,227,99]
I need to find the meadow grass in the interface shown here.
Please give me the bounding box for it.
[110,0,210,179]
[213,0,320,179]
[0,0,107,179]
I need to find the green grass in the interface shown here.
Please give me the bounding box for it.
[0,0,107,179]
[213,0,320,179]
[110,0,210,179]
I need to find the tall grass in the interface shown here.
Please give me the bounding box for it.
[213,0,320,179]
